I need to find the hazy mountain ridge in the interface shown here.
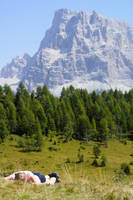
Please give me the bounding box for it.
[1,9,133,95]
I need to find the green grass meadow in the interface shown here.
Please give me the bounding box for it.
[0,136,133,199]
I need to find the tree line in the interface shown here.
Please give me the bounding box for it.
[0,83,133,148]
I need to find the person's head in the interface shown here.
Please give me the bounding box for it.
[48,172,61,183]
[15,172,26,181]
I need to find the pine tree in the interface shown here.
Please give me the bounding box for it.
[18,109,36,136]
[33,118,43,151]
[36,86,43,101]
[60,87,67,98]
[86,95,94,120]
[58,105,64,131]
[0,103,7,121]
[31,99,47,134]
[42,85,50,96]
[78,114,91,141]
[47,114,56,132]
[91,118,98,140]
[41,96,54,118]
[16,82,30,107]
[98,118,109,142]
[128,114,133,140]
[70,92,85,119]
[3,84,15,102]
[92,102,101,123]
[54,108,61,131]
[91,91,97,103]
[0,120,9,143]
[16,96,27,135]
[6,101,17,133]
[64,97,75,123]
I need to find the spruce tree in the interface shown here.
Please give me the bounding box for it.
[31,99,47,134]
[91,118,98,140]
[0,103,7,121]
[6,101,17,133]
[47,114,56,132]
[33,118,43,151]
[98,118,109,142]
[3,84,15,102]
[0,120,9,143]
[70,92,85,119]
[78,114,91,141]
[41,96,54,118]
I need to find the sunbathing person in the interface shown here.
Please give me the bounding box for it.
[4,171,60,185]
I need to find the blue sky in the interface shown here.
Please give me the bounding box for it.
[0,0,133,69]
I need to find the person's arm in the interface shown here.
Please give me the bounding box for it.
[4,172,16,180]
[28,176,36,183]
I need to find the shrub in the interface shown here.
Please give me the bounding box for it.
[24,137,37,152]
[33,160,39,165]
[77,153,84,163]
[120,139,127,145]
[100,155,107,167]
[103,141,108,148]
[17,138,25,148]
[52,140,56,145]
[63,139,68,143]
[121,163,130,175]
[66,158,70,163]
[80,145,86,150]
[93,145,101,158]
[91,159,99,167]
[8,135,14,141]
[49,138,52,142]
[129,161,133,165]
[17,134,43,152]
[48,146,57,151]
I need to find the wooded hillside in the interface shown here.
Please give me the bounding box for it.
[0,83,133,150]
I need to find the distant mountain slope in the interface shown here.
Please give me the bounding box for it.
[1,9,133,95]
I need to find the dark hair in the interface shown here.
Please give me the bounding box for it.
[48,172,61,183]
[15,172,25,180]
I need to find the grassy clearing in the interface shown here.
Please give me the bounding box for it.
[0,136,133,199]
[0,171,133,200]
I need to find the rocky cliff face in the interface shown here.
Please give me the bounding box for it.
[1,9,133,95]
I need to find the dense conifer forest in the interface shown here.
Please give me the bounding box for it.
[0,83,133,150]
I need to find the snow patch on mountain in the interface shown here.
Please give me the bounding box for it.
[0,76,20,90]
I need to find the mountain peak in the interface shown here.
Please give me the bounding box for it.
[1,9,133,95]
[92,10,98,15]
[23,53,31,60]
[53,8,77,23]
[90,10,101,24]
[55,8,76,15]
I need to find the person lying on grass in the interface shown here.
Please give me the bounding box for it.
[4,171,60,185]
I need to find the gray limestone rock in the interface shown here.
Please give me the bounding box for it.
[1,9,133,95]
